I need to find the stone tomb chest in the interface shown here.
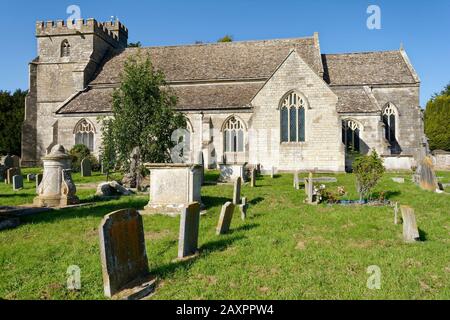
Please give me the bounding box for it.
[144,163,202,215]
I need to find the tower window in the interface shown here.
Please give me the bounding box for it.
[61,40,71,57]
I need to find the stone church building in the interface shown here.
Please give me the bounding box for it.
[22,18,427,172]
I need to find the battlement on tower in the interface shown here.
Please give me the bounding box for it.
[35,18,128,48]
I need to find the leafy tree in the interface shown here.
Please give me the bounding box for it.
[0,89,27,156]
[352,150,385,201]
[99,117,116,181]
[102,51,186,187]
[128,41,142,48]
[424,82,450,151]
[217,35,233,43]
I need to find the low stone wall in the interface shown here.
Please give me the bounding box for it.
[382,155,415,171]
[432,150,450,170]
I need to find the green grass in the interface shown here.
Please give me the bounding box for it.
[0,169,449,300]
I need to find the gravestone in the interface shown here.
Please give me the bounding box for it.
[416,156,438,191]
[99,208,156,299]
[81,158,92,177]
[305,172,314,204]
[6,167,20,184]
[401,206,420,243]
[195,152,204,186]
[178,202,201,259]
[250,168,256,188]
[0,165,5,182]
[293,172,300,190]
[35,173,43,192]
[233,177,242,205]
[216,202,235,235]
[271,167,275,178]
[12,175,23,191]
[239,197,248,221]
[394,202,399,225]
[392,177,405,184]
[27,173,36,182]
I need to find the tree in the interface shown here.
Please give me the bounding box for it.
[101,51,186,187]
[217,35,233,43]
[424,82,450,151]
[128,41,142,48]
[0,89,27,156]
[69,144,99,172]
[352,150,385,201]
[99,117,116,181]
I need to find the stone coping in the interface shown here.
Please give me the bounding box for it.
[144,163,202,169]
[380,154,414,158]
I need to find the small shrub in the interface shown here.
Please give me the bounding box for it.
[352,150,385,201]
[69,144,100,172]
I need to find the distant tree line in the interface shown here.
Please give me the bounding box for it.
[0,89,27,156]
[424,83,450,151]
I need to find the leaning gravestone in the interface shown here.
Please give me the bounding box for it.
[99,208,156,299]
[81,158,92,177]
[178,202,201,259]
[13,175,23,191]
[416,156,438,191]
[293,172,300,190]
[195,152,204,186]
[216,202,235,235]
[400,205,420,243]
[233,177,242,205]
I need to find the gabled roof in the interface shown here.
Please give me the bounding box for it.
[90,36,323,84]
[322,51,418,86]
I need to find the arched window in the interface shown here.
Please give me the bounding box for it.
[74,119,95,151]
[342,119,361,153]
[382,103,397,143]
[223,116,245,152]
[61,40,70,57]
[280,92,305,142]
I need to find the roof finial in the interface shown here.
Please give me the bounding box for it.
[400,42,404,50]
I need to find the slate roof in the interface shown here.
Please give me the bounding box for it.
[332,87,380,113]
[322,51,417,86]
[91,37,322,84]
[56,36,419,115]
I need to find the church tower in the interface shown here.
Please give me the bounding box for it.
[21,19,128,166]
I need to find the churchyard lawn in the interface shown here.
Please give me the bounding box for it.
[0,169,449,299]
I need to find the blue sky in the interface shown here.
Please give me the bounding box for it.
[1,0,449,106]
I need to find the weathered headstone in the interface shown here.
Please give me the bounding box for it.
[305,172,314,204]
[394,202,399,225]
[178,202,201,259]
[392,177,405,184]
[12,175,23,191]
[416,156,438,191]
[99,208,155,299]
[35,173,43,192]
[27,173,36,182]
[6,167,20,184]
[293,172,300,190]
[271,167,275,178]
[233,177,242,205]
[401,206,420,243]
[239,197,248,221]
[0,165,5,182]
[250,168,256,188]
[195,152,204,186]
[81,158,92,177]
[216,202,235,235]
